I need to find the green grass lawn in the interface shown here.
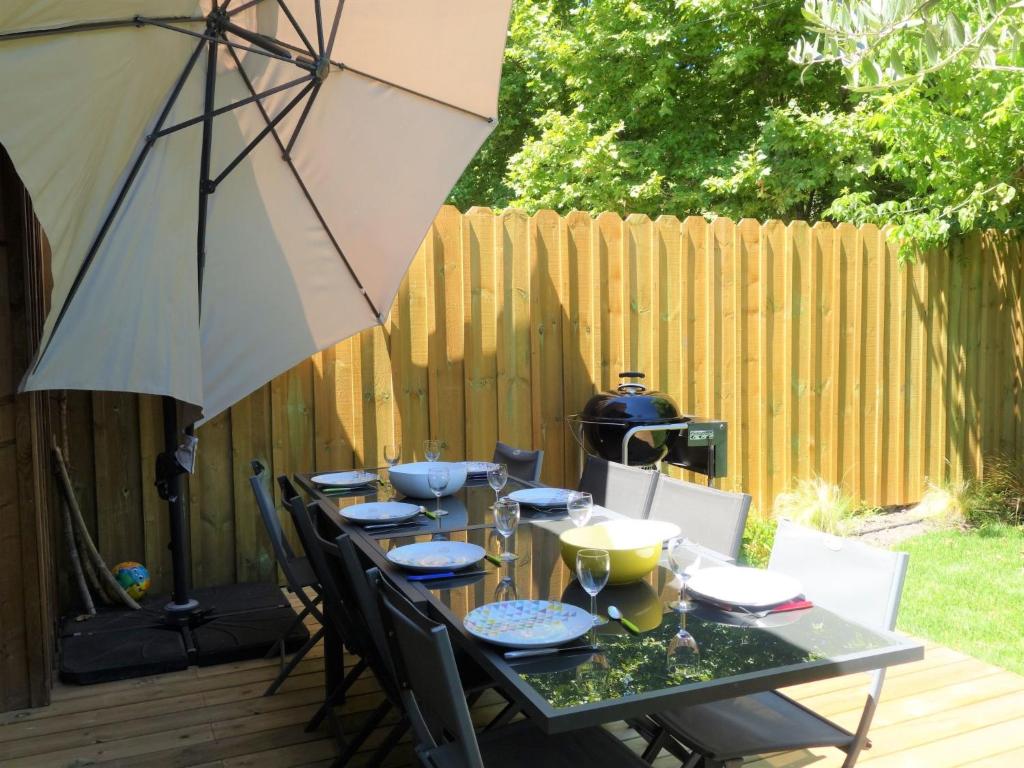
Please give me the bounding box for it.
[896,524,1024,674]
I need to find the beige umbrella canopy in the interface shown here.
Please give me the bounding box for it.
[0,0,512,421]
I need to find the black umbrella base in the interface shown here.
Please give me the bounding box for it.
[59,582,309,685]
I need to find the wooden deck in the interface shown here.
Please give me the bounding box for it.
[2,595,1023,768]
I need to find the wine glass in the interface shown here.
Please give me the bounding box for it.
[567,491,593,528]
[667,537,702,612]
[493,575,518,602]
[576,548,611,626]
[424,439,441,462]
[383,444,401,468]
[427,465,450,517]
[493,497,520,561]
[487,463,508,505]
[667,610,699,664]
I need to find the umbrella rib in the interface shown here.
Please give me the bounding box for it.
[30,39,207,373]
[209,79,316,189]
[138,17,313,71]
[272,0,318,58]
[314,0,325,56]
[196,35,219,308]
[226,45,384,323]
[154,74,311,139]
[325,0,347,59]
[0,15,204,42]
[340,65,495,123]
[285,82,321,156]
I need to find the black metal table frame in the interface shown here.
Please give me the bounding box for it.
[296,472,925,735]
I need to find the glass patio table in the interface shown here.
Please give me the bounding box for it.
[353,520,924,735]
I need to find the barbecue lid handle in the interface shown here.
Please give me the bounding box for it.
[617,371,647,393]
[618,371,645,379]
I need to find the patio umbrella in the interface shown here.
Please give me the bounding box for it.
[0,0,512,617]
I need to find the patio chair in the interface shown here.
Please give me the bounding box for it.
[248,461,324,697]
[375,573,651,768]
[646,475,751,560]
[577,454,659,519]
[284,497,380,758]
[493,441,544,483]
[637,519,910,768]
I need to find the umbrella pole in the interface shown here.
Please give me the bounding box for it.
[160,395,199,619]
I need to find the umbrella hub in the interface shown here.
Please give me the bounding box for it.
[314,57,331,83]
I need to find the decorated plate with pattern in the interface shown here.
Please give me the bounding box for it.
[385,541,486,573]
[340,501,421,525]
[311,470,379,488]
[463,600,593,649]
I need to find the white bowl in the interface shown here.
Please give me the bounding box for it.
[388,461,467,499]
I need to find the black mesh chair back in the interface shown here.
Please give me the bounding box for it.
[646,475,751,560]
[377,574,485,767]
[577,454,659,519]
[276,473,301,504]
[324,531,401,699]
[493,441,544,483]
[248,461,323,696]
[284,497,366,655]
[249,461,300,568]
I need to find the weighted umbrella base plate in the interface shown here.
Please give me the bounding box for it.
[58,583,308,685]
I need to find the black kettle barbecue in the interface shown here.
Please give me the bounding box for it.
[576,372,684,465]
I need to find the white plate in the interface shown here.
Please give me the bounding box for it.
[311,470,379,488]
[507,488,575,507]
[685,566,804,610]
[385,541,486,573]
[463,600,594,649]
[340,501,421,525]
[464,461,499,476]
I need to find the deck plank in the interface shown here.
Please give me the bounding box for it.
[2,592,1022,768]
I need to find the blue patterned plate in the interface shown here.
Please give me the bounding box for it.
[340,501,421,525]
[463,600,593,649]
[386,541,486,573]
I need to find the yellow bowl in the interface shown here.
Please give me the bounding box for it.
[559,519,682,584]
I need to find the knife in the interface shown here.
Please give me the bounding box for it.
[406,569,487,582]
[504,645,602,660]
[364,520,424,532]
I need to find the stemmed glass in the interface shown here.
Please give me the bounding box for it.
[493,497,520,561]
[427,465,450,517]
[667,611,699,664]
[487,463,508,506]
[424,439,441,462]
[493,574,518,602]
[576,548,610,626]
[667,537,702,613]
[567,491,593,528]
[382,444,401,498]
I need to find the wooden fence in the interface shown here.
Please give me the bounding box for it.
[61,207,1024,595]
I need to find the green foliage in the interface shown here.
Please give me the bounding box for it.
[964,456,1024,526]
[453,0,1024,258]
[896,524,1024,674]
[740,514,778,569]
[453,0,847,218]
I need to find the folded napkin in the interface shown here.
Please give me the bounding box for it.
[758,598,813,614]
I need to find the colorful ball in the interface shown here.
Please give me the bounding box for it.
[112,561,151,600]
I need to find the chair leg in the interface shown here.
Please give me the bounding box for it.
[306,657,368,732]
[264,626,325,696]
[640,728,669,763]
[482,700,519,732]
[264,603,313,661]
[331,698,393,767]
[366,715,409,766]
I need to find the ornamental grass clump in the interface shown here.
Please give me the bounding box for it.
[772,478,869,535]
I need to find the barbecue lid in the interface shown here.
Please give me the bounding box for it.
[581,372,681,425]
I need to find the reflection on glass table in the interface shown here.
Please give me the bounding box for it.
[375,523,917,712]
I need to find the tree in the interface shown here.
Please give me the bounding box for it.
[781,0,1024,257]
[451,0,849,219]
